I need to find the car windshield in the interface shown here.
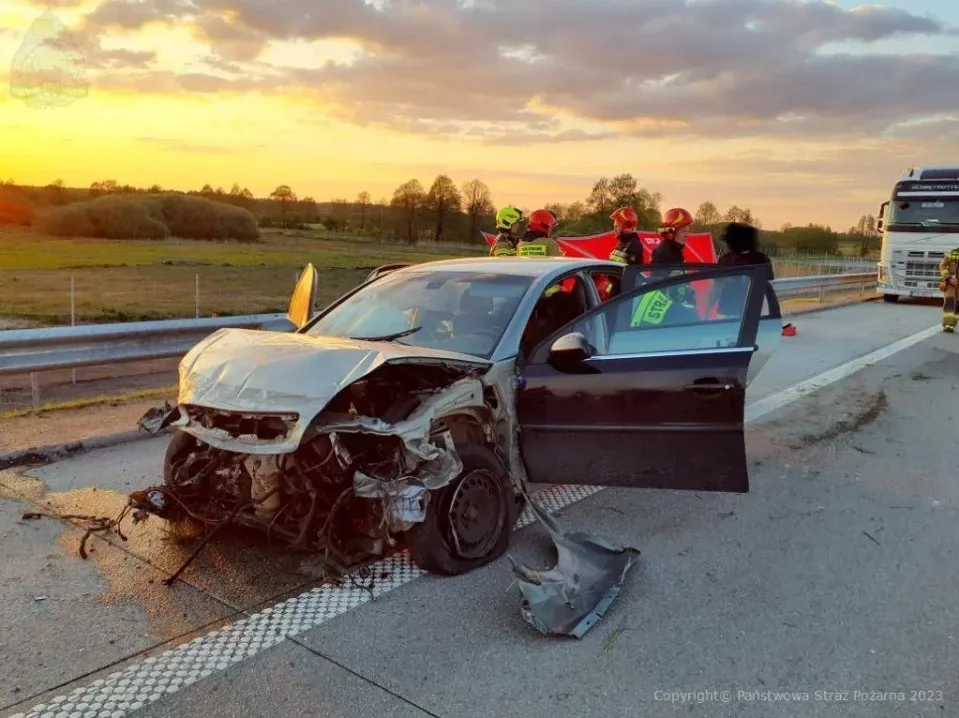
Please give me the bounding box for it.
[888,199,959,229]
[304,269,535,359]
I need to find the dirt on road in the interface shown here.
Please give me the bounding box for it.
[0,395,175,455]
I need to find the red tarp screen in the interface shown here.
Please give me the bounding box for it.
[481,230,719,316]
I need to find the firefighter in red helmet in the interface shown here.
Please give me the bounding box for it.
[608,206,644,266]
[516,209,562,257]
[595,206,644,300]
[634,206,697,325]
[651,207,693,265]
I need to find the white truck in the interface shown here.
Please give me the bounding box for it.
[877,166,959,302]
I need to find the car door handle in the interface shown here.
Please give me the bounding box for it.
[683,378,734,394]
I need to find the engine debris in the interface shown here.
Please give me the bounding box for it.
[127,367,485,580]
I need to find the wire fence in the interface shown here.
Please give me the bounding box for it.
[0,254,877,330]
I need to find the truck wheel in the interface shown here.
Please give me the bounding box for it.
[406,444,518,576]
[162,430,209,540]
[883,294,899,303]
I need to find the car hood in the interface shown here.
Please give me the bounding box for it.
[177,327,491,419]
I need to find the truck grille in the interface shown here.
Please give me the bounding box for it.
[892,250,943,288]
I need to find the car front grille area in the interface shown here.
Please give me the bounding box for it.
[182,404,299,441]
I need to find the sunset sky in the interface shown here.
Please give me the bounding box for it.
[0,0,956,230]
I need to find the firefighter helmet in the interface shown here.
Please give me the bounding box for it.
[660,207,693,233]
[610,206,639,231]
[527,208,559,236]
[495,205,523,231]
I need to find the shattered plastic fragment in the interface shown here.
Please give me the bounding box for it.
[508,494,640,639]
[137,401,179,435]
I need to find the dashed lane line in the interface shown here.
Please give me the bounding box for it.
[6,323,940,718]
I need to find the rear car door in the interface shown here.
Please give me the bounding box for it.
[517,264,771,493]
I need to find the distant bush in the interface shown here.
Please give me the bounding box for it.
[38,195,169,239]
[152,194,259,241]
[35,204,95,237]
[35,194,260,241]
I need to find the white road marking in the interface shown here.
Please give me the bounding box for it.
[745,323,941,425]
[6,323,941,718]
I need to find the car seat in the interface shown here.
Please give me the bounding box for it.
[451,291,497,341]
[521,290,585,355]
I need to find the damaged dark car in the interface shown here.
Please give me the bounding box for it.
[135,257,781,577]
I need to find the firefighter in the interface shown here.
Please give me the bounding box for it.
[516,209,562,257]
[650,207,693,265]
[938,247,959,331]
[608,207,644,265]
[597,207,644,300]
[634,206,697,325]
[488,205,524,257]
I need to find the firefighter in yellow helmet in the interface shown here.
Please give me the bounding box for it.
[488,206,524,257]
[516,209,563,257]
[938,246,959,332]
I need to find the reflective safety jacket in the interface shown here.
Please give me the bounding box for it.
[646,237,695,307]
[629,288,698,327]
[489,232,517,257]
[609,233,643,265]
[939,248,959,291]
[516,232,563,257]
[630,289,673,326]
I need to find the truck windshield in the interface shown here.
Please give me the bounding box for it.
[888,200,959,229]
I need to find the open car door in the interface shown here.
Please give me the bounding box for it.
[288,263,318,330]
[517,263,771,494]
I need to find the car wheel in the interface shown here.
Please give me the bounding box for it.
[162,429,210,540]
[883,294,899,303]
[406,443,518,576]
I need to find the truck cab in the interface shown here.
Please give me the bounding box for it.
[877,166,959,302]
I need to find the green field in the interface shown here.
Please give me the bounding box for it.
[0,226,871,325]
[0,227,488,324]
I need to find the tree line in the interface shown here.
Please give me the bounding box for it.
[0,175,881,255]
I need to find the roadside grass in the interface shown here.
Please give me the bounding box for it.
[0,225,870,324]
[0,386,176,420]
[0,226,486,323]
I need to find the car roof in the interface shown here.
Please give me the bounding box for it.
[391,256,615,277]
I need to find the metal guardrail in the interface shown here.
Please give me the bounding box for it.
[0,313,290,376]
[0,273,875,378]
[771,271,876,300]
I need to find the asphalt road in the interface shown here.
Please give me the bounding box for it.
[2,299,956,718]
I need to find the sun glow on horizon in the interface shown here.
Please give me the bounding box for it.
[1,0,954,228]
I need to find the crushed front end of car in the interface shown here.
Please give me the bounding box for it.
[131,327,521,575]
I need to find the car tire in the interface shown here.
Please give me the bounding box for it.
[162,429,209,540]
[405,443,518,576]
[883,294,899,303]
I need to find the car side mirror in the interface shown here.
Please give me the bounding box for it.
[548,331,593,367]
[287,263,318,330]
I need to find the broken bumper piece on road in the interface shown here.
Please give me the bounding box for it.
[509,495,640,638]
[137,401,179,435]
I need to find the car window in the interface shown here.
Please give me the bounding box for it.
[560,273,753,356]
[589,270,621,302]
[305,270,534,359]
[520,274,592,355]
